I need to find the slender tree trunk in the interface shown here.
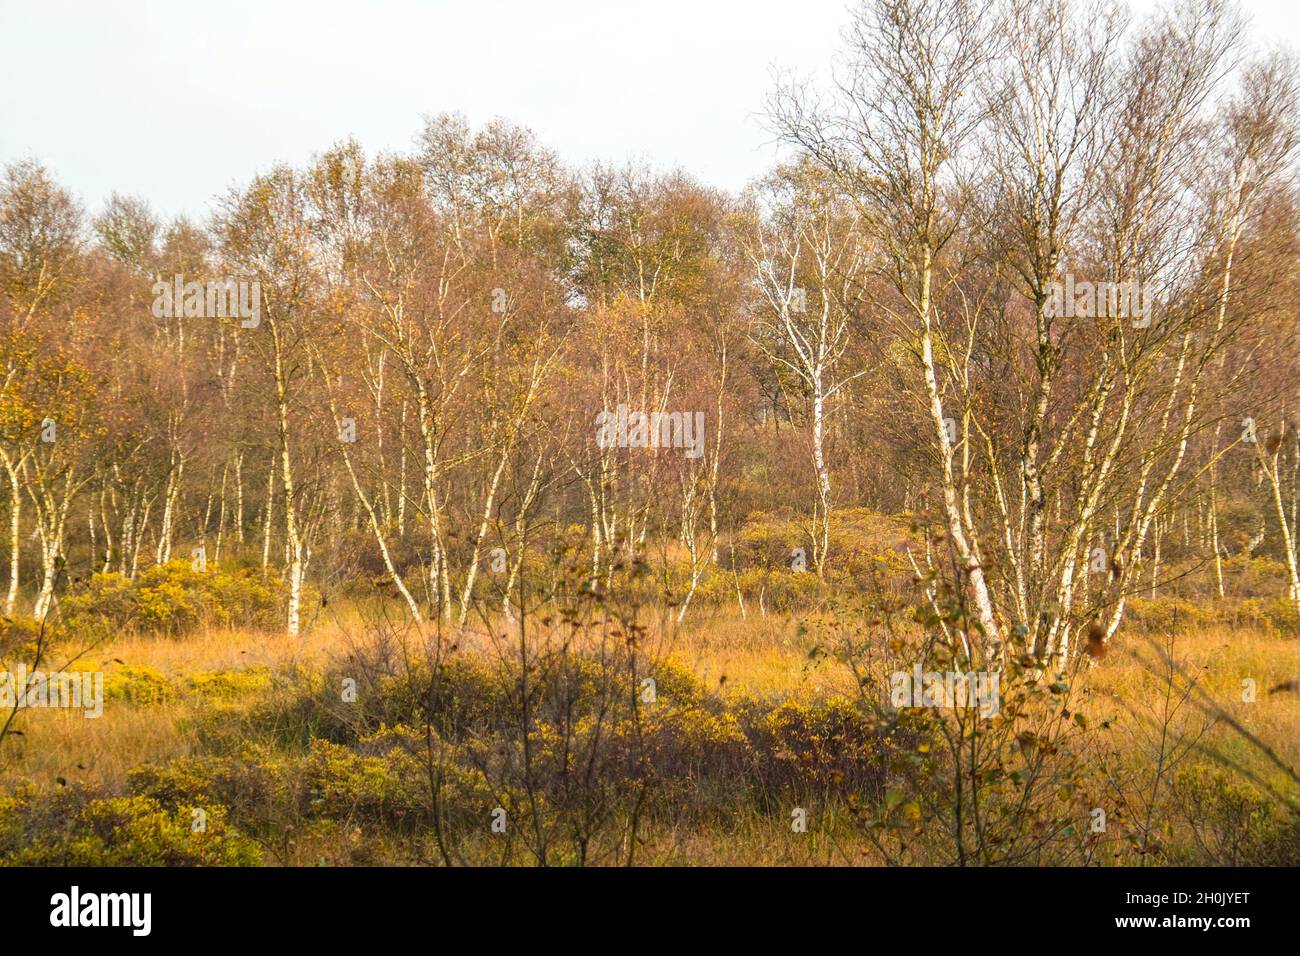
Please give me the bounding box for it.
[155,452,183,565]
[1,451,21,617]
[261,459,275,571]
[917,249,1000,651]
[234,449,245,545]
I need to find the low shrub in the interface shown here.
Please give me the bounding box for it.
[1168,766,1300,866]
[61,560,290,638]
[0,785,259,866]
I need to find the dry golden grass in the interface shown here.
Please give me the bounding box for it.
[2,617,359,791]
[1082,627,1300,791]
[670,612,857,700]
[4,608,1297,820]
[5,701,197,793]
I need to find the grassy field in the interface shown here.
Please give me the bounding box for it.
[3,590,1296,866]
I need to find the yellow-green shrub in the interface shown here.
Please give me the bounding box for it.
[186,666,275,702]
[0,615,44,663]
[104,665,174,705]
[751,696,889,796]
[1168,766,1300,866]
[62,560,288,637]
[0,785,259,866]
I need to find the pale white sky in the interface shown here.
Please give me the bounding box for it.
[0,0,1296,221]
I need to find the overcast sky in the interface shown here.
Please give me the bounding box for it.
[1,0,1295,222]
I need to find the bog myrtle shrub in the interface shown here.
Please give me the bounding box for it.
[0,785,259,865]
[61,560,291,637]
